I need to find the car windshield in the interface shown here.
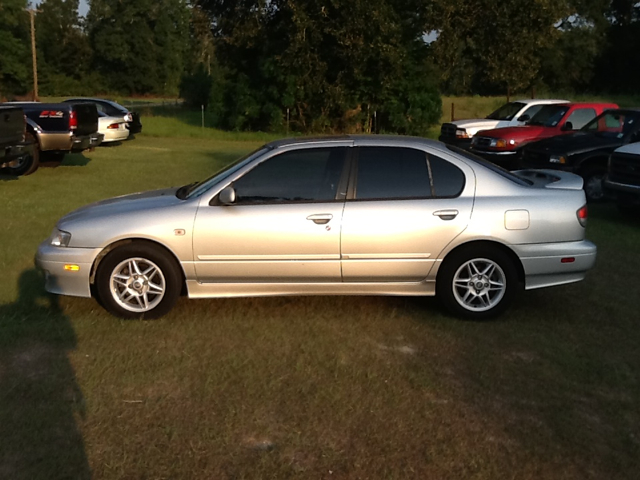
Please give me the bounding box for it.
[486,102,526,121]
[179,146,271,199]
[527,105,570,127]
[581,111,640,139]
[445,145,533,186]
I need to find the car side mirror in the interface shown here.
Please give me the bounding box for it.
[517,114,530,122]
[562,121,573,131]
[218,186,236,205]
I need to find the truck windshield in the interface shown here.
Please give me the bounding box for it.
[527,105,570,127]
[581,111,640,139]
[486,102,526,121]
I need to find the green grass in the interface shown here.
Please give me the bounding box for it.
[1,114,639,479]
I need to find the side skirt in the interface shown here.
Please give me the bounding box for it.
[185,280,436,299]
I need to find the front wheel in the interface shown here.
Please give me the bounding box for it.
[582,167,606,202]
[95,243,182,319]
[437,246,519,320]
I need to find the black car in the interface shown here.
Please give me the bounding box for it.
[63,98,142,135]
[518,109,640,201]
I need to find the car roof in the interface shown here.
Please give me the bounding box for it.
[513,98,568,105]
[265,135,442,149]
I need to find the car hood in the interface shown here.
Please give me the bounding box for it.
[59,188,182,227]
[525,132,623,155]
[451,119,512,135]
[476,126,553,141]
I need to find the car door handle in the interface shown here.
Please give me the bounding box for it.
[306,214,333,225]
[433,209,459,221]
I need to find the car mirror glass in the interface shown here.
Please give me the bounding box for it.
[517,114,530,122]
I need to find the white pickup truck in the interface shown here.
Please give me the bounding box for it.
[439,98,568,149]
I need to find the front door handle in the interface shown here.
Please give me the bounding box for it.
[306,214,333,225]
[433,209,459,221]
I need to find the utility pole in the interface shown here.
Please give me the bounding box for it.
[28,8,38,101]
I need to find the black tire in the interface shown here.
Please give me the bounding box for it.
[437,246,519,320]
[581,167,606,202]
[95,243,182,319]
[2,132,40,176]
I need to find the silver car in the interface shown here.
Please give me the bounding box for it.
[35,136,597,320]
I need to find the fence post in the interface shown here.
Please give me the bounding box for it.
[201,105,204,130]
[451,102,455,122]
[286,108,290,135]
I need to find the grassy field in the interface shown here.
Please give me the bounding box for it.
[1,112,639,479]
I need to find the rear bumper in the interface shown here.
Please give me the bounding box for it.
[512,240,597,290]
[39,132,101,152]
[35,241,101,298]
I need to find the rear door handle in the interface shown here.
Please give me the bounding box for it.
[306,214,333,225]
[433,209,459,221]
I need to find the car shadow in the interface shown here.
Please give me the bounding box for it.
[0,173,19,182]
[0,269,91,480]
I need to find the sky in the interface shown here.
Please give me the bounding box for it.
[32,0,90,17]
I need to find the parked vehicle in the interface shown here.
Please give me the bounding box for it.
[8,101,103,164]
[98,112,129,144]
[519,109,640,201]
[0,105,36,175]
[469,102,617,166]
[603,142,640,213]
[439,98,568,148]
[64,98,142,135]
[36,136,596,320]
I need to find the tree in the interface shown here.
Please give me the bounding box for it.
[198,0,441,133]
[36,0,93,95]
[0,0,30,98]
[86,0,190,95]
[432,0,568,95]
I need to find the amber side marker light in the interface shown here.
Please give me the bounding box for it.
[64,264,80,271]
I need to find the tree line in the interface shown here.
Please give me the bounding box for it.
[0,0,638,133]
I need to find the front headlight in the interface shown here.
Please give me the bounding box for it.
[455,129,469,139]
[550,155,566,164]
[50,229,71,247]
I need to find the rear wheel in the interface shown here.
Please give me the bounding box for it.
[95,243,182,319]
[2,132,40,176]
[437,246,519,320]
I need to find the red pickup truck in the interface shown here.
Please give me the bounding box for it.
[469,102,618,166]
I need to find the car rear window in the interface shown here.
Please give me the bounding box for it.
[446,145,533,186]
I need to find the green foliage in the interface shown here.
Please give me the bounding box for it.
[199,0,441,133]
[0,0,30,98]
[86,0,190,95]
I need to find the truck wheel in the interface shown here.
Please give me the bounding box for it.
[2,132,40,176]
[95,243,182,319]
[437,246,519,320]
[582,167,606,202]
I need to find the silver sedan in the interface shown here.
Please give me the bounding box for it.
[36,136,597,320]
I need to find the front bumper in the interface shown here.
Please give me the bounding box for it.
[603,178,640,206]
[35,240,102,298]
[1,141,35,168]
[512,240,597,290]
[438,135,472,149]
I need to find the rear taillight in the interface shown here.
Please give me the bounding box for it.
[577,205,588,227]
[69,110,78,130]
[107,123,120,129]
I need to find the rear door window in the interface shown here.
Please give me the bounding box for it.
[353,147,465,200]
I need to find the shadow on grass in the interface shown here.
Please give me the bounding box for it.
[0,173,19,182]
[0,269,90,480]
